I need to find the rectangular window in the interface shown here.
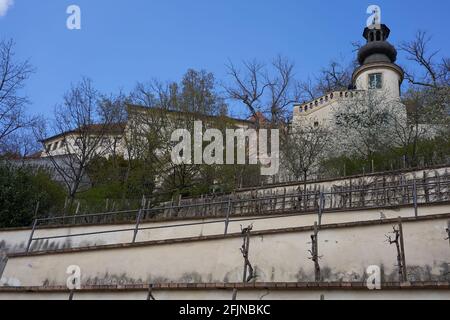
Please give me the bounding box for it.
[369,73,383,89]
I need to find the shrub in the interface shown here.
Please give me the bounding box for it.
[0,165,66,228]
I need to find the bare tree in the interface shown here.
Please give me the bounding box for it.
[39,78,123,203]
[225,56,299,126]
[400,31,449,89]
[332,90,398,161]
[297,59,354,101]
[399,32,450,162]
[297,77,321,102]
[0,125,43,158]
[0,39,37,144]
[281,120,331,189]
[180,69,228,116]
[315,60,353,95]
[127,70,228,197]
[388,88,445,166]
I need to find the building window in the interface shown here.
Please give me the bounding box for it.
[314,121,319,127]
[369,73,383,89]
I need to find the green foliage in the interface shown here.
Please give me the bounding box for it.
[321,137,450,177]
[85,156,157,200]
[0,165,66,228]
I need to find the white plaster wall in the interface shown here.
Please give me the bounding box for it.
[42,134,126,159]
[293,100,340,125]
[1,204,448,255]
[238,166,450,198]
[2,218,449,287]
[355,67,401,100]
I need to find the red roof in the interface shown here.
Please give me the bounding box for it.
[247,112,268,124]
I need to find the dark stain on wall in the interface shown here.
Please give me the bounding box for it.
[77,272,218,286]
[294,262,450,283]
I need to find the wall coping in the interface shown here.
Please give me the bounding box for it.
[238,164,450,192]
[2,200,450,233]
[0,282,448,293]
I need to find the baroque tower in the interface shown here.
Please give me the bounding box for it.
[353,24,404,100]
[293,22,405,126]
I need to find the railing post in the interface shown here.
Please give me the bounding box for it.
[26,219,38,253]
[132,209,143,243]
[318,192,324,226]
[413,179,418,217]
[224,198,233,235]
[33,201,40,219]
[73,201,80,225]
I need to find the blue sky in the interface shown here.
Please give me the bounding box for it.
[1,0,449,119]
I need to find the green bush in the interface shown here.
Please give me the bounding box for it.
[0,165,66,228]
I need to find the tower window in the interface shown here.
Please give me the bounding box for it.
[369,73,383,89]
[376,31,381,41]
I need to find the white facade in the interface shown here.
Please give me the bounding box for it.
[42,133,125,159]
[353,62,403,99]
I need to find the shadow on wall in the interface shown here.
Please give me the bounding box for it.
[1,238,100,256]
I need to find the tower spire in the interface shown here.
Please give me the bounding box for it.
[357,24,397,65]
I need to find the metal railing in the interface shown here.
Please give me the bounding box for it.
[25,178,450,253]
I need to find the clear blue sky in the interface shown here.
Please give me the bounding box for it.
[1,0,449,119]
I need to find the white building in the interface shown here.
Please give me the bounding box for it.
[41,123,126,159]
[41,105,257,161]
[293,23,405,127]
